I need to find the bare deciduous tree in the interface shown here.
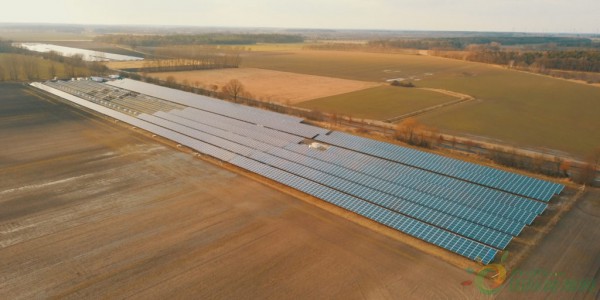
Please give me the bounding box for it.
[221,79,245,102]
[165,75,177,87]
[397,117,420,143]
[22,57,40,80]
[559,160,571,177]
[48,63,57,78]
[7,55,20,80]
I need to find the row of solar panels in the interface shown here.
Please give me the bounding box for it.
[228,155,499,265]
[34,82,499,264]
[291,145,546,220]
[34,81,563,264]
[315,131,564,201]
[107,79,328,138]
[137,110,524,248]
[47,78,305,146]
[45,80,184,116]
[152,109,537,233]
[266,146,528,236]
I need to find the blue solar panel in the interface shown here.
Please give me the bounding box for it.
[265,146,525,236]
[169,109,302,145]
[107,79,329,138]
[316,131,564,201]
[285,144,542,224]
[137,108,514,248]
[247,151,512,249]
[228,155,498,264]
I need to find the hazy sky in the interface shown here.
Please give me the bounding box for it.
[2,0,599,33]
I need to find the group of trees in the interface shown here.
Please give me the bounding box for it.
[95,33,304,47]
[0,54,61,81]
[133,46,242,72]
[137,57,240,72]
[0,54,100,81]
[462,43,600,72]
[393,118,436,148]
[376,38,600,73]
[43,51,108,75]
[368,36,598,51]
[578,147,600,184]
[0,38,108,81]
[0,38,14,52]
[145,75,252,103]
[390,80,415,88]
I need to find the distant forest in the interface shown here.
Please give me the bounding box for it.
[95,33,304,47]
[460,44,600,72]
[0,39,13,52]
[308,36,600,73]
[368,36,599,50]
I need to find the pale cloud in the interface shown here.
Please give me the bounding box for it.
[0,0,598,33]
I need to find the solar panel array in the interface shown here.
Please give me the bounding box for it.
[107,79,328,138]
[33,79,565,265]
[317,132,563,201]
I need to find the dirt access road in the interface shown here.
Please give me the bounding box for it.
[0,83,484,299]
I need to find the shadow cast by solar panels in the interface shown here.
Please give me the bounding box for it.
[31,79,565,265]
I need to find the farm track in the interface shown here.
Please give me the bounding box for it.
[384,87,474,122]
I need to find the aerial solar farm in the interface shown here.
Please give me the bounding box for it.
[1,0,600,296]
[30,78,565,266]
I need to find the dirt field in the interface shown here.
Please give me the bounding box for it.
[0,83,488,299]
[151,68,380,104]
[497,188,600,299]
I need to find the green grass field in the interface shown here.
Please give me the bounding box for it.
[242,50,467,82]
[417,72,600,157]
[243,50,600,157]
[298,86,456,120]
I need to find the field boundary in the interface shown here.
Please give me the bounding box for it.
[384,88,474,123]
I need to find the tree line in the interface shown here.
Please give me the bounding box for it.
[368,36,598,50]
[306,39,600,74]
[129,46,242,73]
[94,33,304,47]
[460,43,600,72]
[0,38,108,81]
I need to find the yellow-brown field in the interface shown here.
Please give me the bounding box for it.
[151,68,380,104]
